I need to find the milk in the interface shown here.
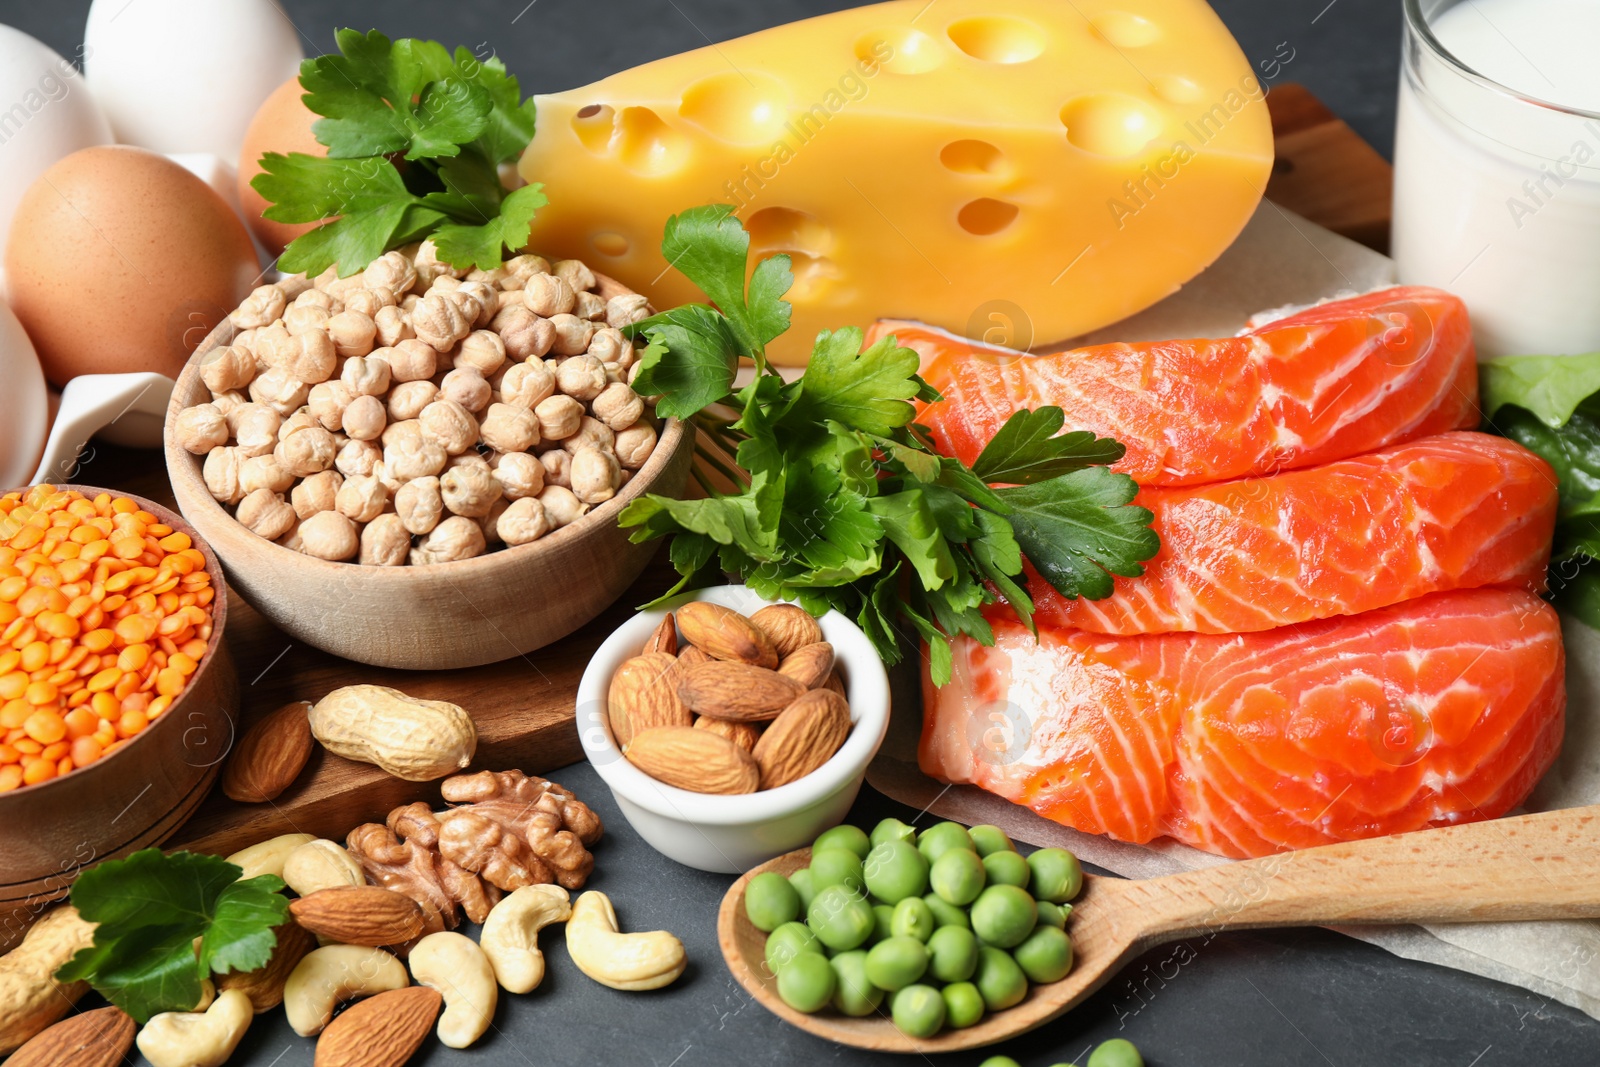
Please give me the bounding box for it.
[1392,0,1600,359]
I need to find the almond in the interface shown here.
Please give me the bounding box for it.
[678,645,712,668]
[752,689,852,789]
[677,660,806,722]
[676,601,779,668]
[642,614,678,656]
[823,670,847,698]
[777,642,835,690]
[314,985,442,1067]
[222,699,314,803]
[694,714,762,751]
[7,1007,133,1067]
[289,886,428,947]
[750,604,824,658]
[625,726,759,794]
[218,920,317,1012]
[608,652,691,748]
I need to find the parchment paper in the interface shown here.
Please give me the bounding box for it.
[866,201,1600,1021]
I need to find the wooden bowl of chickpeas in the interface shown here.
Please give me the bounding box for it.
[163,246,692,670]
[0,484,237,947]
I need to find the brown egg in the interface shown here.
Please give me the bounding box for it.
[238,77,325,253]
[5,145,259,387]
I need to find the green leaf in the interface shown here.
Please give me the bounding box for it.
[936,458,1009,514]
[871,434,942,483]
[1493,404,1600,517]
[277,201,443,279]
[732,375,785,477]
[973,408,1127,484]
[783,330,926,438]
[253,153,411,223]
[629,307,742,419]
[898,599,954,686]
[777,467,883,587]
[59,850,288,1022]
[868,491,956,592]
[405,77,493,160]
[430,183,548,271]
[1481,353,1600,427]
[453,47,538,163]
[657,204,791,357]
[997,468,1159,601]
[619,470,784,560]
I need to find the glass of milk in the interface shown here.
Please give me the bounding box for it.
[1392,0,1600,359]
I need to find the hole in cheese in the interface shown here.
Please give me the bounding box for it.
[775,252,843,301]
[1152,75,1204,104]
[957,198,1020,236]
[571,104,615,154]
[940,139,1008,176]
[1091,12,1163,48]
[947,15,1047,64]
[747,206,834,257]
[855,27,945,74]
[1060,94,1165,157]
[592,232,630,257]
[614,106,690,176]
[679,71,793,145]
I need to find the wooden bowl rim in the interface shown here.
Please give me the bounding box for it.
[165,308,688,580]
[718,846,1073,1053]
[0,482,230,800]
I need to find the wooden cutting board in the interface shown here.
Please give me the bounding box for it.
[84,82,1398,865]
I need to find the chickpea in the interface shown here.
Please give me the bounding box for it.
[499,360,556,410]
[439,367,490,413]
[479,402,540,454]
[547,313,595,357]
[574,290,607,322]
[440,464,502,518]
[383,338,437,383]
[504,254,550,286]
[240,454,294,495]
[523,273,576,317]
[341,354,391,397]
[413,292,472,352]
[382,419,424,450]
[236,487,297,540]
[292,470,344,520]
[360,513,410,566]
[252,321,292,368]
[454,330,506,376]
[383,434,448,484]
[204,446,246,505]
[307,380,355,432]
[534,394,585,441]
[229,403,281,458]
[394,476,444,536]
[277,408,320,442]
[492,451,545,499]
[200,343,257,394]
[560,416,615,456]
[497,497,551,546]
[410,515,485,565]
[342,393,387,442]
[538,448,571,488]
[299,510,360,561]
[387,380,439,422]
[173,403,228,454]
[466,265,510,288]
[592,381,645,432]
[493,305,555,361]
[605,293,652,329]
[232,283,287,329]
[556,355,607,402]
[327,310,377,358]
[418,398,479,455]
[276,273,314,300]
[455,280,499,328]
[335,473,389,523]
[615,422,658,470]
[553,258,596,293]
[249,365,310,416]
[335,438,381,479]
[586,327,629,365]
[341,286,396,319]
[538,485,589,529]
[373,304,414,347]
[275,426,338,478]
[569,446,621,505]
[283,304,331,336]
[299,282,340,309]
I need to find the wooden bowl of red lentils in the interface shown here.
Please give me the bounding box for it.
[0,483,236,934]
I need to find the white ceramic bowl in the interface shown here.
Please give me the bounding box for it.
[577,585,890,873]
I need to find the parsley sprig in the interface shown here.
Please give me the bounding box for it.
[619,205,1160,683]
[252,29,545,277]
[56,849,290,1023]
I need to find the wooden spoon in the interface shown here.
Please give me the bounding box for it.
[717,805,1600,1053]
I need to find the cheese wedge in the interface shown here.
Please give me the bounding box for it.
[519,0,1274,364]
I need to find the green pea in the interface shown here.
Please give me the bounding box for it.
[974,946,1028,1011]
[927,924,979,983]
[929,847,986,906]
[1013,924,1073,983]
[917,821,975,864]
[1035,900,1067,930]
[1027,847,1084,904]
[764,921,821,975]
[968,824,1015,856]
[982,850,1032,889]
[814,823,871,859]
[978,1057,1021,1067]
[923,892,970,930]
[1087,1038,1144,1067]
[806,884,876,951]
[810,848,865,893]
[789,867,818,912]
[870,817,917,848]
[891,896,935,942]
[744,871,801,932]
[890,983,946,1039]
[865,935,930,991]
[970,884,1037,948]
[872,903,895,943]
[829,950,884,1017]
[776,951,836,1013]
[942,981,985,1029]
[863,839,929,904]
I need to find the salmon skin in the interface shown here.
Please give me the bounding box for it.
[1029,431,1557,634]
[919,588,1565,858]
[870,286,1478,488]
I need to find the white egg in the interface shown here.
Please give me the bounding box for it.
[0,26,112,262]
[84,0,303,159]
[0,299,48,490]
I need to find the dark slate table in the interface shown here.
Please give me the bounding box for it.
[9,0,1599,1064]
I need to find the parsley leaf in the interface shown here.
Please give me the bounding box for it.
[627,307,742,419]
[783,330,924,438]
[57,849,289,1023]
[430,183,549,272]
[998,468,1159,600]
[973,408,1127,484]
[658,204,792,359]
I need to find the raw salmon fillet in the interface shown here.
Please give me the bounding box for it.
[919,588,1566,858]
[868,286,1478,488]
[1031,431,1557,634]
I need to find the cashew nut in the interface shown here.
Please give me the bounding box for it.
[282,945,408,1036]
[281,839,366,896]
[407,932,497,1049]
[225,833,316,880]
[564,891,685,991]
[479,885,571,993]
[135,988,252,1067]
